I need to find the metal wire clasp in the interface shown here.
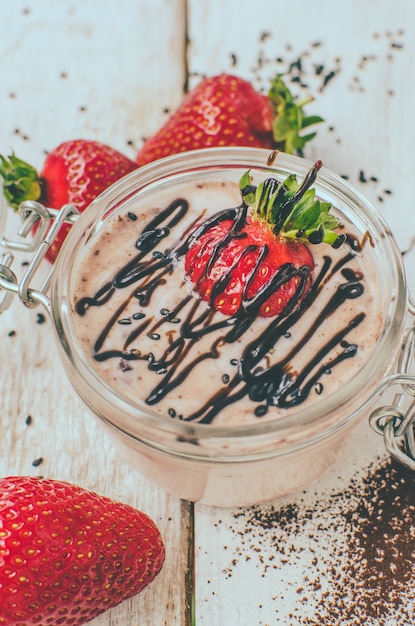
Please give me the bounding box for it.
[0,199,79,314]
[369,324,415,470]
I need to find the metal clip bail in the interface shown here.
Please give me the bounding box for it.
[0,253,18,312]
[0,199,79,313]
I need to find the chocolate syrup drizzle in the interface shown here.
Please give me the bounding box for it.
[75,198,365,424]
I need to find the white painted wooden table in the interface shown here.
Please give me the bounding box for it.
[1,1,415,624]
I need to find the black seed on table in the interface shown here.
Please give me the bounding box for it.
[321,70,337,89]
[25,415,32,425]
[359,170,367,183]
[230,359,238,366]
[32,457,43,467]
[168,408,176,418]
[8,330,16,337]
[222,374,230,384]
[127,212,137,221]
[160,308,170,316]
[118,318,132,325]
[148,333,160,340]
[36,313,46,324]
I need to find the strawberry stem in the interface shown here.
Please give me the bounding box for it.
[273,160,322,232]
[268,74,324,156]
[0,154,43,210]
[239,162,344,248]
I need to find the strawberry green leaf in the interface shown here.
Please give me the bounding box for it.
[239,162,344,248]
[0,153,42,211]
[268,75,324,156]
[302,115,325,129]
[238,170,257,206]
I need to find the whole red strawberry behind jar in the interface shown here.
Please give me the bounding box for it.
[1,148,415,507]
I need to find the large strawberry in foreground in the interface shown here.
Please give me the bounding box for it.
[183,161,345,318]
[0,476,165,626]
[136,73,323,166]
[0,140,138,262]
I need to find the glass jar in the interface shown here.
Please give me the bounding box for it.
[1,147,415,507]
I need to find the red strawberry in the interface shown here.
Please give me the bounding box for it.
[136,73,323,166]
[0,476,165,626]
[184,161,345,318]
[0,140,138,262]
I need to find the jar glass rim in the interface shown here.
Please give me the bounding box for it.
[51,147,408,442]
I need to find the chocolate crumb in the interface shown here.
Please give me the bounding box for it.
[119,359,132,372]
[226,458,415,623]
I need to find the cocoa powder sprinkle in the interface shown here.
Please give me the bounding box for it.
[227,458,415,623]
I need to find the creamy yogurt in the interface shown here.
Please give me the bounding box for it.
[70,176,382,428]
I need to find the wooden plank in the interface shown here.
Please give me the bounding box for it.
[1,0,187,163]
[187,0,415,623]
[0,1,192,624]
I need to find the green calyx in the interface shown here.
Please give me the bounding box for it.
[239,162,345,248]
[0,154,42,211]
[268,74,324,156]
